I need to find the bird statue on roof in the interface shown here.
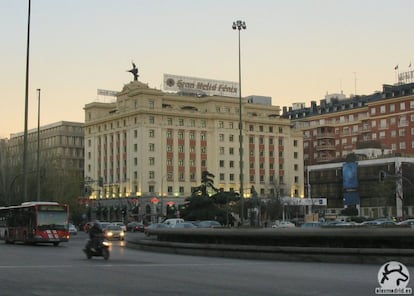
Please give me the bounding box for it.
[127,62,139,81]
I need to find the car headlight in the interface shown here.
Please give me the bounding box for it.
[107,231,113,237]
[120,232,125,236]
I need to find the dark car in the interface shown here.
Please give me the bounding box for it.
[144,223,169,236]
[197,220,222,228]
[127,221,145,232]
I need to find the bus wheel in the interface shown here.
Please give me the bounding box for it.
[53,242,60,247]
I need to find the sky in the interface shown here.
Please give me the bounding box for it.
[1,0,414,138]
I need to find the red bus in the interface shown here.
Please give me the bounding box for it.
[0,201,70,246]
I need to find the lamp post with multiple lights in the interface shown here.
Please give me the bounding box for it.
[232,20,246,225]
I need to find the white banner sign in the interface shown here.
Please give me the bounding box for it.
[97,89,118,97]
[163,74,239,98]
[281,197,327,206]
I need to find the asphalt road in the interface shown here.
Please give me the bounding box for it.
[0,231,409,296]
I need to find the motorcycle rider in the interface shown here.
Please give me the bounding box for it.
[88,222,104,251]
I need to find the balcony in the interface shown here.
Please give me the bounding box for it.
[315,144,336,151]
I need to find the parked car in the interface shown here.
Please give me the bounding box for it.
[163,218,184,228]
[127,221,145,232]
[398,219,414,228]
[104,224,125,241]
[144,223,169,236]
[171,222,197,229]
[272,221,295,228]
[111,222,127,232]
[68,223,78,235]
[300,222,322,228]
[196,220,222,228]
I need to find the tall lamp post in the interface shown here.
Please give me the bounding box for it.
[232,20,246,225]
[23,0,32,202]
[36,88,41,201]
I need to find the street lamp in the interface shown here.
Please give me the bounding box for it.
[23,0,32,202]
[36,88,41,201]
[232,20,246,225]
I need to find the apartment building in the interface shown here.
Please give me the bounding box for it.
[83,80,304,211]
[283,83,414,166]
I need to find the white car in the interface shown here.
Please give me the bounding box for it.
[111,222,127,232]
[272,221,296,228]
[68,223,78,235]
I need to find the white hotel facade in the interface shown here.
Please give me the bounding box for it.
[83,80,304,206]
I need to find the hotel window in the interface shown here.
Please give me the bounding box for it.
[219,134,224,141]
[201,147,206,153]
[390,117,396,125]
[400,142,406,149]
[249,125,254,131]
[400,102,406,111]
[279,127,283,133]
[279,138,283,146]
[379,131,386,139]
[229,174,234,182]
[380,119,387,129]
[249,136,254,144]
[201,159,206,166]
[220,173,225,181]
[190,159,195,166]
[412,141,414,149]
[294,152,298,159]
[259,137,264,144]
[269,126,273,133]
[149,129,155,137]
[179,172,184,181]
[190,146,195,153]
[294,164,298,171]
[190,172,196,180]
[200,133,206,140]
[201,120,206,128]
[259,126,264,132]
[167,130,173,138]
[269,137,274,145]
[229,147,234,155]
[189,131,195,139]
[179,119,184,126]
[229,135,234,142]
[149,116,155,124]
[411,114,414,122]
[229,122,234,129]
[149,157,155,165]
[134,158,138,165]
[134,130,138,138]
[149,100,154,109]
[370,107,376,115]
[391,130,397,138]
[219,121,224,128]
[352,137,357,143]
[148,185,155,193]
[410,100,414,108]
[149,143,155,151]
[279,151,283,158]
[390,104,395,112]
[219,147,225,155]
[229,160,234,168]
[411,128,414,135]
[134,171,138,179]
[380,105,386,114]
[399,129,406,136]
[342,138,347,144]
[179,186,184,194]
[260,162,264,169]
[179,159,184,166]
[293,140,298,147]
[178,131,184,139]
[219,160,225,167]
[167,145,172,152]
[167,158,172,165]
[149,171,155,179]
[167,118,173,125]
[168,186,173,194]
[178,145,184,152]
[216,106,221,113]
[190,119,195,127]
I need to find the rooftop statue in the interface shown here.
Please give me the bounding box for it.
[127,62,139,81]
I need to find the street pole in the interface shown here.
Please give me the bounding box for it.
[233,20,246,226]
[23,0,32,202]
[36,88,41,201]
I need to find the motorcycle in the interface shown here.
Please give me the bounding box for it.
[83,237,110,260]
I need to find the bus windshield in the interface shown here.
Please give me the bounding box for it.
[37,211,67,230]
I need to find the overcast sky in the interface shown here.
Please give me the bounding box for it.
[1,0,413,138]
